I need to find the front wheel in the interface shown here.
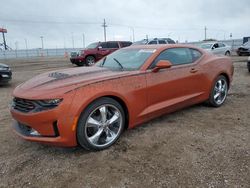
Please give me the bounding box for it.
[77,97,125,151]
[208,75,228,107]
[85,56,95,66]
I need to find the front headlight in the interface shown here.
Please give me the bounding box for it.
[37,99,63,107]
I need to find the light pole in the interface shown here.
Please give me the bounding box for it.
[82,33,85,48]
[40,36,44,49]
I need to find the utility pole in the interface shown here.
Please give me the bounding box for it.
[204,26,207,40]
[102,19,107,42]
[40,36,44,49]
[82,33,85,48]
[25,39,28,50]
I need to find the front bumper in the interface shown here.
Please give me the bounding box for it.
[10,92,79,147]
[70,56,86,65]
[0,70,12,83]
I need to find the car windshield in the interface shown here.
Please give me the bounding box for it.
[86,42,99,49]
[243,41,250,47]
[96,48,156,70]
[200,43,213,49]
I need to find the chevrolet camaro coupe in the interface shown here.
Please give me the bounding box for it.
[10,44,234,150]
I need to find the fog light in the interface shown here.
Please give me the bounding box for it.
[30,129,40,136]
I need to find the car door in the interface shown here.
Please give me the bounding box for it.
[218,43,227,55]
[96,42,111,60]
[211,43,220,54]
[145,47,206,118]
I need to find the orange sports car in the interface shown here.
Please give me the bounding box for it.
[10,44,234,150]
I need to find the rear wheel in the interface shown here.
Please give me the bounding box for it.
[85,56,95,66]
[77,97,125,151]
[225,51,230,56]
[208,75,228,107]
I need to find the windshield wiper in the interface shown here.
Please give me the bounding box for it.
[113,58,124,70]
[101,57,107,67]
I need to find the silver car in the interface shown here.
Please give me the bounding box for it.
[200,42,231,56]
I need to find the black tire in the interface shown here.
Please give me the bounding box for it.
[208,75,228,107]
[85,56,95,66]
[225,51,230,56]
[75,62,84,66]
[77,97,125,151]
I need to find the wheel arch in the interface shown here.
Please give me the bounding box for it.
[77,94,130,130]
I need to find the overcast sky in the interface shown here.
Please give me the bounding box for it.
[0,0,250,49]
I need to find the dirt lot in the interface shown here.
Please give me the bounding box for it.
[0,56,249,188]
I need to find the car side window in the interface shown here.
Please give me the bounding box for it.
[148,40,157,45]
[150,48,193,68]
[107,42,119,48]
[158,40,167,44]
[218,43,225,47]
[100,42,108,48]
[120,42,132,47]
[213,43,219,48]
[190,49,202,62]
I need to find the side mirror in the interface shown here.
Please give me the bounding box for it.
[98,46,102,50]
[152,60,172,72]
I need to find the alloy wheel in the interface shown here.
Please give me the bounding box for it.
[84,104,123,147]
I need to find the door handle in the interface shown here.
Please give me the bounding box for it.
[190,68,198,73]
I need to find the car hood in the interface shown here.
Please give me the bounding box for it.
[0,63,9,68]
[13,66,134,99]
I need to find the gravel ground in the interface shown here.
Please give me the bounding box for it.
[0,56,249,188]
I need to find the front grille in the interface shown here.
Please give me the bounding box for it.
[13,98,35,113]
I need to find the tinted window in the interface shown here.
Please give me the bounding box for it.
[166,39,175,44]
[152,48,193,67]
[120,42,132,47]
[158,40,167,44]
[190,49,202,62]
[107,42,119,48]
[213,43,219,48]
[148,40,157,44]
[100,42,108,48]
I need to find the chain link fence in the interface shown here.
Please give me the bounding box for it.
[0,48,81,60]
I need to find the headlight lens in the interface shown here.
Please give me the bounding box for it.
[37,99,63,107]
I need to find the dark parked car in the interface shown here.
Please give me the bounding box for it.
[247,56,250,72]
[132,38,175,45]
[70,41,132,66]
[0,63,12,84]
[237,41,250,56]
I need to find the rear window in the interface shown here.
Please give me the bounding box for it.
[158,40,167,44]
[120,42,132,47]
[107,42,119,48]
